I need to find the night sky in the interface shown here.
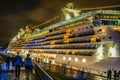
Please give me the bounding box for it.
[0,0,120,47]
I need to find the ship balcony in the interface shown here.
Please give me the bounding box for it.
[71,26,94,34]
[24,29,95,46]
[22,35,102,48]
[29,43,100,50]
[45,35,63,41]
[33,35,45,40]
[45,33,98,45]
[28,37,46,43]
[46,29,66,37]
[43,49,95,56]
[44,30,95,41]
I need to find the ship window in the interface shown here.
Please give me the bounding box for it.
[103,45,105,47]
[99,20,103,25]
[90,26,93,28]
[98,29,102,32]
[109,21,115,25]
[109,36,112,39]
[74,29,78,32]
[94,21,99,26]
[49,29,52,32]
[103,20,109,25]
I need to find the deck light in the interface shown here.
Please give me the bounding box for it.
[68,57,71,61]
[63,56,66,60]
[75,58,78,62]
[82,58,86,63]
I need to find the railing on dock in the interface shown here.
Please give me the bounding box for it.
[33,63,54,80]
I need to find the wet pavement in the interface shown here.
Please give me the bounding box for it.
[0,63,35,80]
[0,61,119,80]
[38,62,118,80]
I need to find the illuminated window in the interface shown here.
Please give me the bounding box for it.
[91,37,96,42]
[106,16,109,18]
[113,16,115,19]
[104,15,107,18]
[66,51,69,54]
[72,50,75,55]
[115,16,118,19]
[101,29,106,34]
[74,29,78,32]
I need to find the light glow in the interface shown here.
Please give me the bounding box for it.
[101,29,106,34]
[97,46,103,59]
[82,58,86,63]
[68,57,71,61]
[66,14,71,20]
[75,58,78,62]
[109,47,116,57]
[63,56,66,60]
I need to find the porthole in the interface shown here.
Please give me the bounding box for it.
[90,26,93,28]
[109,36,112,39]
[103,37,105,39]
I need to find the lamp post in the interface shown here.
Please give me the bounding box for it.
[62,60,71,75]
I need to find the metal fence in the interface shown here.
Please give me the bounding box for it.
[33,63,54,80]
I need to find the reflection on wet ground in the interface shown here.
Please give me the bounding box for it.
[0,63,35,80]
[41,63,108,80]
[0,70,27,80]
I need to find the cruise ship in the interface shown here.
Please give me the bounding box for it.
[7,3,120,72]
